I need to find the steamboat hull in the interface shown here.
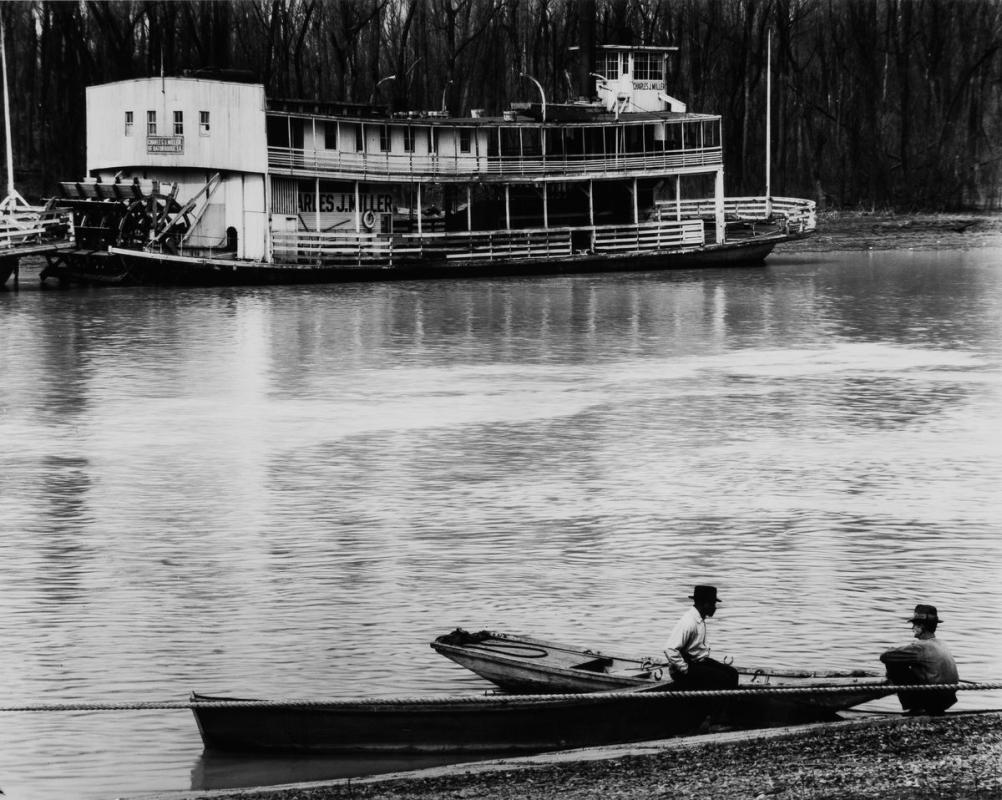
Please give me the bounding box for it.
[63,234,794,288]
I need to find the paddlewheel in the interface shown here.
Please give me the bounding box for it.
[59,179,190,251]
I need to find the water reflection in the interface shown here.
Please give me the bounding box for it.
[192,750,500,791]
[0,251,1000,799]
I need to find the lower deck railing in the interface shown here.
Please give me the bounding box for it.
[655,196,816,232]
[1,206,72,250]
[270,218,707,267]
[152,196,814,267]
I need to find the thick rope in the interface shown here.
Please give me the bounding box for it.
[2,682,1001,713]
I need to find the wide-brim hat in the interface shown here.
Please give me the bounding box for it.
[689,585,721,604]
[907,604,941,624]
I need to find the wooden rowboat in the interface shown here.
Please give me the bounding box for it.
[190,684,709,754]
[430,628,894,721]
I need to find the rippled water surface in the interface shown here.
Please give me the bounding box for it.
[2,249,1001,799]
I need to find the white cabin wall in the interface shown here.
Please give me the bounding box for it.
[430,127,481,170]
[86,78,269,259]
[239,174,267,260]
[86,78,268,174]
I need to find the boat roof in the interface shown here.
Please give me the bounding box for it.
[266,104,718,126]
[570,44,679,52]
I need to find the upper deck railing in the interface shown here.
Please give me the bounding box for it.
[267,146,722,182]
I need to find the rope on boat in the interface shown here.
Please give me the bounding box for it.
[3,681,1002,713]
[466,642,551,659]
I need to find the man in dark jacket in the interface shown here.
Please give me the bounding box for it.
[880,604,959,715]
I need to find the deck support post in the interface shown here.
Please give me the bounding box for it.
[505,185,510,229]
[354,181,361,233]
[314,177,320,234]
[466,186,472,231]
[714,169,725,244]
[543,182,548,229]
[417,183,423,235]
[632,177,638,224]
[588,180,596,251]
[675,176,681,221]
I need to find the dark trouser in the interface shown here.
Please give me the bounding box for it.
[671,658,739,728]
[884,663,957,714]
[675,657,739,690]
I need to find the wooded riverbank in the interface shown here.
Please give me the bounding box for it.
[4,1,1002,210]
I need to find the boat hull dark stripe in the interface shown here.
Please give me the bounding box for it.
[191,693,708,754]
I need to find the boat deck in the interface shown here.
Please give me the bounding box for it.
[1,242,75,289]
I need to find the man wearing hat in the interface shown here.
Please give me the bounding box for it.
[663,585,738,689]
[879,604,959,715]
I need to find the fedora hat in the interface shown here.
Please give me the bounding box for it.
[907,604,942,624]
[689,585,721,604]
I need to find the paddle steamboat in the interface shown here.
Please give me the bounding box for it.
[48,45,815,287]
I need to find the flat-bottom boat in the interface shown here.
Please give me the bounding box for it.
[190,685,708,754]
[431,629,894,723]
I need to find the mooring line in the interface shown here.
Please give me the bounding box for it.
[1,681,1000,713]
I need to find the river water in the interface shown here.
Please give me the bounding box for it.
[1,248,1001,799]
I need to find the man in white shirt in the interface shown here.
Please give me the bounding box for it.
[663,585,738,688]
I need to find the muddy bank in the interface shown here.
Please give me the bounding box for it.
[140,712,1002,800]
[783,211,1002,253]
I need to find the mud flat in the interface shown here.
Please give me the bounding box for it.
[137,711,1002,800]
[783,211,1002,253]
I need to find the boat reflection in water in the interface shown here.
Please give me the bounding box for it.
[191,750,494,792]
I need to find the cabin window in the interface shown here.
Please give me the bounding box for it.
[199,111,211,135]
[500,128,520,157]
[355,125,364,152]
[681,121,701,150]
[664,122,682,151]
[624,125,643,153]
[563,127,582,156]
[522,129,542,158]
[324,122,337,150]
[583,127,604,157]
[643,124,660,151]
[291,119,304,149]
[459,128,471,153]
[173,110,184,135]
[266,116,290,147]
[379,125,390,152]
[702,120,721,148]
[124,111,134,136]
[403,126,415,152]
[633,53,662,81]
[147,110,157,136]
[428,128,437,154]
[598,52,621,80]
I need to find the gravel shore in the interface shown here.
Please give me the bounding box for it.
[141,711,1002,800]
